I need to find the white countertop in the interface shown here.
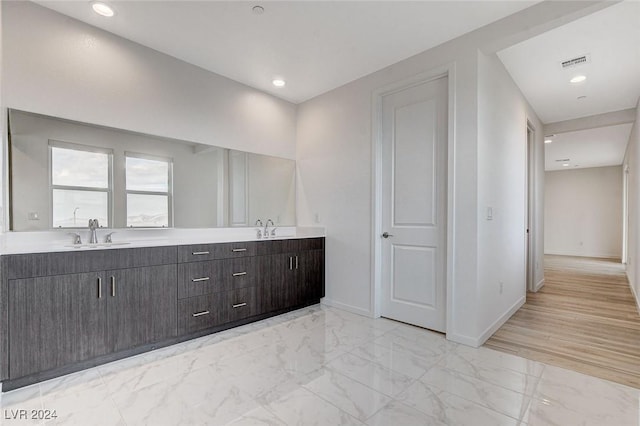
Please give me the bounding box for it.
[0,227,325,255]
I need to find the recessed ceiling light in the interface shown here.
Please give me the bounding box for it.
[570,75,587,84]
[272,79,286,87]
[544,139,553,144]
[563,163,570,167]
[92,2,114,17]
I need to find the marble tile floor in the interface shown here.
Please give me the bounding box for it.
[1,305,638,426]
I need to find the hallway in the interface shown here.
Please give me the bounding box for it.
[485,255,640,388]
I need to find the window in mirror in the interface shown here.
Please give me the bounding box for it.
[125,153,172,227]
[50,141,112,228]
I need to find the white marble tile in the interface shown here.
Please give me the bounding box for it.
[421,366,529,420]
[532,364,640,424]
[365,401,446,426]
[110,380,204,425]
[350,341,442,378]
[0,383,43,425]
[326,353,414,397]
[397,380,520,426]
[456,345,545,377]
[373,327,454,360]
[523,395,639,426]
[262,387,365,425]
[225,406,287,426]
[301,367,392,421]
[438,353,539,396]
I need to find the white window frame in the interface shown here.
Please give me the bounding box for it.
[49,140,113,229]
[125,151,174,228]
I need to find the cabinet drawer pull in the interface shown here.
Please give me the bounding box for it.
[97,277,102,299]
[110,276,116,297]
[232,272,247,277]
[192,310,210,317]
[232,302,247,308]
[232,248,247,252]
[192,277,210,282]
[192,251,210,255]
[295,255,299,269]
[289,256,293,270]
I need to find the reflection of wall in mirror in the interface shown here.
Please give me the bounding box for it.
[248,154,295,226]
[9,110,220,231]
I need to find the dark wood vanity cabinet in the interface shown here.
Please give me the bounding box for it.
[0,237,324,389]
[2,247,178,381]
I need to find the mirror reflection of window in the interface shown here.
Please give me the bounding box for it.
[50,141,112,228]
[125,154,173,228]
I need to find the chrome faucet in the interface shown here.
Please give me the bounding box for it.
[264,219,274,238]
[255,219,263,239]
[88,219,99,244]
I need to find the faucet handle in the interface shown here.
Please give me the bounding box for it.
[270,227,277,237]
[105,232,116,243]
[256,228,262,239]
[67,232,82,245]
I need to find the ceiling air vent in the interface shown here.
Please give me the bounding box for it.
[555,158,570,162]
[561,54,590,69]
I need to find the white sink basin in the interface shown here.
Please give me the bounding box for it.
[65,242,131,249]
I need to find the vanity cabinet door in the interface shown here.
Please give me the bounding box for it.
[259,253,293,313]
[107,264,177,352]
[8,272,109,378]
[297,249,325,304]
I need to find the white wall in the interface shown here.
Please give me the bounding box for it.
[295,1,591,345]
[476,51,545,342]
[624,101,639,310]
[545,166,623,259]
[1,1,297,160]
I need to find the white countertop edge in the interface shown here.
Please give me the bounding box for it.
[0,226,326,255]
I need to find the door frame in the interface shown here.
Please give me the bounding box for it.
[370,63,456,337]
[525,121,535,293]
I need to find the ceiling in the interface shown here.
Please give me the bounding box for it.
[35,1,536,104]
[544,123,633,172]
[498,1,640,124]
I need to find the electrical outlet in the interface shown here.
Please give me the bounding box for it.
[499,281,504,294]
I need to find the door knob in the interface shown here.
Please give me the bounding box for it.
[382,232,393,238]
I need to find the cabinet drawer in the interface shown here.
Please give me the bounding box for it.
[177,241,257,263]
[256,237,324,256]
[178,260,225,299]
[227,287,258,322]
[224,257,258,291]
[177,293,227,335]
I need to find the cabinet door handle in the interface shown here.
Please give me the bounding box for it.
[192,277,210,282]
[232,272,247,277]
[232,248,247,252]
[110,276,116,297]
[97,277,102,299]
[295,256,299,269]
[289,256,293,270]
[192,310,210,317]
[233,302,247,308]
[192,251,210,255]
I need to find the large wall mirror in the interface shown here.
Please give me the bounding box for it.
[8,109,296,231]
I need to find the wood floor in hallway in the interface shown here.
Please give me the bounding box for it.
[485,255,640,389]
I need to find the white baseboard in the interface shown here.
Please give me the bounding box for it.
[544,250,621,261]
[628,273,640,314]
[475,295,526,347]
[533,278,545,292]
[320,298,374,318]
[446,332,482,347]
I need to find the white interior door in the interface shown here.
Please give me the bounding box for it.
[380,75,448,332]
